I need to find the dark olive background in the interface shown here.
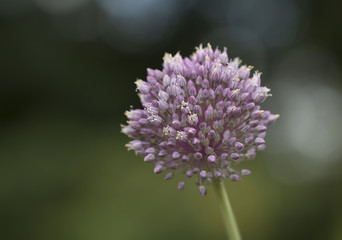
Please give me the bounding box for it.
[1,0,342,239]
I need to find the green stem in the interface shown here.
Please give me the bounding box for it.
[213,181,242,240]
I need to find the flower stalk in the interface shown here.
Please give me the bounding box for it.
[213,181,241,240]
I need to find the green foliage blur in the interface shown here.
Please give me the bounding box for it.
[1,0,342,239]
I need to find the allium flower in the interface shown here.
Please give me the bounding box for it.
[122,43,278,195]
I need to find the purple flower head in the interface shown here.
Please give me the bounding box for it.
[122,44,278,194]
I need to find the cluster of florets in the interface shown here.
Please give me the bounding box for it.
[122,44,278,195]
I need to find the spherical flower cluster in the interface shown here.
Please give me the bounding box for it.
[122,44,278,195]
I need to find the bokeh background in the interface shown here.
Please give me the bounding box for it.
[1,0,342,239]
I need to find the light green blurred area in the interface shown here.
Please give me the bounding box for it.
[1,116,341,240]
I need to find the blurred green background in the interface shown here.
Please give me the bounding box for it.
[1,0,342,239]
